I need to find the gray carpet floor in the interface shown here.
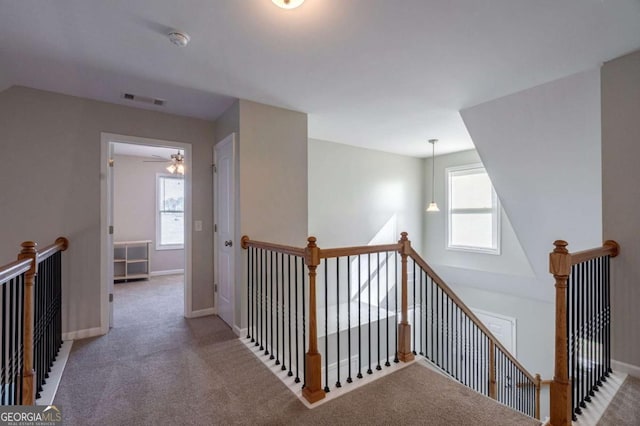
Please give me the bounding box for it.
[597,374,640,425]
[54,275,541,425]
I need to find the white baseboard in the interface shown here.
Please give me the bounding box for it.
[187,307,215,318]
[233,326,247,337]
[62,326,104,341]
[150,269,184,277]
[36,340,73,406]
[612,359,640,378]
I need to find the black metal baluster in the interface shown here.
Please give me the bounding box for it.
[302,256,306,388]
[288,255,293,377]
[571,263,577,420]
[275,252,280,365]
[590,259,596,396]
[357,255,363,379]
[281,253,287,371]
[268,251,274,359]
[582,261,589,405]
[8,278,15,404]
[577,262,583,414]
[247,247,252,340]
[256,249,266,351]
[376,252,381,371]
[605,255,612,375]
[347,256,353,383]
[419,268,424,356]
[336,257,342,387]
[294,256,300,383]
[394,252,399,364]
[367,253,372,375]
[385,252,390,367]
[596,257,603,388]
[430,276,434,362]
[324,260,329,392]
[253,248,258,343]
[412,259,416,355]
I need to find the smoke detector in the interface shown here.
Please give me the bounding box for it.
[168,31,190,47]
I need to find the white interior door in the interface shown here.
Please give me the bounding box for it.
[107,142,115,327]
[214,134,235,328]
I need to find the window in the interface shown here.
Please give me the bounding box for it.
[156,174,184,250]
[446,164,500,254]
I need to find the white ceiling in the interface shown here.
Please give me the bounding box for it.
[1,0,639,157]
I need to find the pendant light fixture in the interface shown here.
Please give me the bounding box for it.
[426,139,440,212]
[272,0,305,9]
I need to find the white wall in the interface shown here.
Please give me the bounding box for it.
[461,68,603,302]
[308,138,424,249]
[0,86,215,334]
[423,149,534,279]
[602,49,640,371]
[113,154,184,273]
[215,99,308,332]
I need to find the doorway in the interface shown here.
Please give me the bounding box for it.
[100,133,193,333]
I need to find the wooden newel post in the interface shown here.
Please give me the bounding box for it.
[302,236,326,403]
[397,232,415,362]
[489,341,497,399]
[18,241,38,405]
[549,240,572,426]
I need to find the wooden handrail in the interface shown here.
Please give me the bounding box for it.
[240,236,306,257]
[570,240,619,265]
[37,236,69,262]
[408,248,538,383]
[320,243,402,259]
[240,236,402,260]
[0,258,32,284]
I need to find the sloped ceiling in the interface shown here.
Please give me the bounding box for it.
[1,0,639,156]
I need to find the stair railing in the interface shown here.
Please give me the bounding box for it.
[406,243,541,418]
[242,232,540,418]
[549,239,619,426]
[0,237,68,405]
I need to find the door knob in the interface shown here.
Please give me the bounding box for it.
[224,240,233,247]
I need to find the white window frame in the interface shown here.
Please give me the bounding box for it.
[156,173,184,251]
[446,163,501,255]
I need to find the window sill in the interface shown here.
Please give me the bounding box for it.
[446,245,501,256]
[156,245,184,251]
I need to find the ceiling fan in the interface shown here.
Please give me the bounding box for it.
[144,150,185,175]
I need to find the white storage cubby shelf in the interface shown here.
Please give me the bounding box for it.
[114,240,151,282]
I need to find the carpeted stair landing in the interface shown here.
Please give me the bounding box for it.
[53,277,541,425]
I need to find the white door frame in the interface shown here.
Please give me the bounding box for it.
[213,133,236,331]
[100,132,193,334]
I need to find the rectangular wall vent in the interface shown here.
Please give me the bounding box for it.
[122,93,166,106]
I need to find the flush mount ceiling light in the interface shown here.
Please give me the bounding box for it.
[272,0,305,9]
[426,139,440,213]
[168,31,190,47]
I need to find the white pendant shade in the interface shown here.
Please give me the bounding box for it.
[427,139,439,213]
[272,0,305,9]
